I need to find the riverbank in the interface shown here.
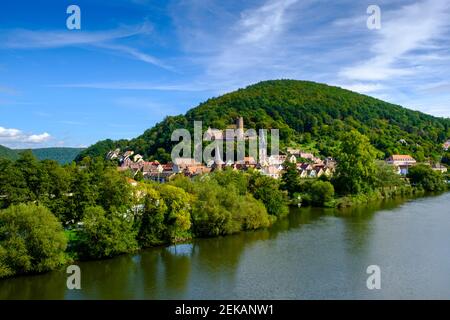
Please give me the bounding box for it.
[2,192,450,299]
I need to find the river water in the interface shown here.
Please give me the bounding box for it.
[1,192,450,299]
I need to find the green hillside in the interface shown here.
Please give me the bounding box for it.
[24,148,85,164]
[0,145,19,161]
[77,80,450,162]
[0,145,83,164]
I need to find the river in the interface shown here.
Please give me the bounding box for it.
[1,192,450,299]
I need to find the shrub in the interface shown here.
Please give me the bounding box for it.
[78,206,138,259]
[0,204,67,278]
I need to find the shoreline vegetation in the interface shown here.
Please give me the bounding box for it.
[1,129,448,279]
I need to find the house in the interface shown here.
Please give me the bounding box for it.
[443,140,450,151]
[126,178,138,187]
[260,165,282,179]
[288,155,297,163]
[268,154,287,165]
[173,158,201,173]
[286,147,301,155]
[386,155,417,175]
[143,161,163,175]
[123,150,134,159]
[106,148,121,160]
[432,163,448,173]
[133,154,144,163]
[184,165,212,177]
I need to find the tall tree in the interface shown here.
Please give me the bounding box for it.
[333,130,380,194]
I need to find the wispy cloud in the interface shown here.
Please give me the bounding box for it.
[339,0,450,81]
[49,81,212,92]
[0,23,170,69]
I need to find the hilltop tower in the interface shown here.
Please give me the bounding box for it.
[236,117,244,140]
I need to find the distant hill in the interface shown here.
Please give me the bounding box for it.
[23,148,84,164]
[0,145,84,164]
[76,80,450,162]
[0,145,19,161]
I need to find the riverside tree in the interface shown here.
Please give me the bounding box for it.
[333,130,380,194]
[0,204,67,278]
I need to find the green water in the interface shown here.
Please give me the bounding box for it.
[1,193,450,299]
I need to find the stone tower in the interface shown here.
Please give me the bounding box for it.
[236,117,244,140]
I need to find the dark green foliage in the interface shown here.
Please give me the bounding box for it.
[77,80,450,162]
[309,181,335,206]
[0,145,18,161]
[0,204,67,278]
[442,152,450,166]
[248,171,289,218]
[407,164,446,192]
[77,206,138,259]
[281,162,301,196]
[333,130,379,194]
[18,148,84,164]
[0,145,83,164]
[156,184,193,242]
[138,189,167,247]
[170,173,272,237]
[374,161,405,188]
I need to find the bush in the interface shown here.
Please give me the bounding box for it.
[157,184,193,243]
[78,206,138,259]
[407,164,446,192]
[310,181,335,206]
[138,188,168,247]
[248,172,289,218]
[0,204,67,278]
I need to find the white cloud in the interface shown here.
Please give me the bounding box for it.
[336,83,386,94]
[0,126,52,147]
[26,132,51,143]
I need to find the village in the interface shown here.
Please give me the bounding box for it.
[106,117,449,184]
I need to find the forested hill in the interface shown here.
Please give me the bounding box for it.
[0,145,84,164]
[0,145,19,161]
[76,80,450,162]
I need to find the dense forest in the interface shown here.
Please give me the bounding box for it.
[0,145,83,164]
[77,80,450,162]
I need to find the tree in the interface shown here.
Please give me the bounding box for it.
[0,159,28,208]
[238,194,271,230]
[407,164,446,192]
[281,161,300,196]
[248,171,289,218]
[0,204,67,278]
[310,180,335,206]
[78,206,138,259]
[97,167,132,211]
[138,188,168,247]
[333,130,380,194]
[157,184,192,243]
[374,161,404,188]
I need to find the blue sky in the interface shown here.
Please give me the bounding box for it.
[1,0,449,148]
